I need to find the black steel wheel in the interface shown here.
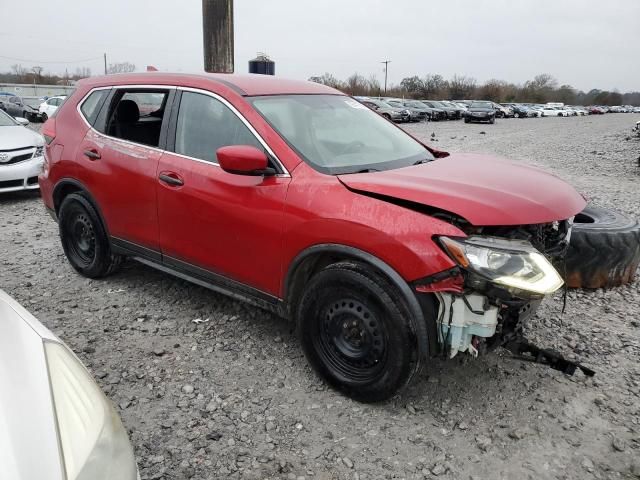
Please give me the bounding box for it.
[297,262,420,402]
[58,193,122,278]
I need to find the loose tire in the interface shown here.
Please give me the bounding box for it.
[565,205,640,288]
[58,193,122,278]
[296,262,420,402]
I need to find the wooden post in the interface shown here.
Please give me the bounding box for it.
[202,0,234,73]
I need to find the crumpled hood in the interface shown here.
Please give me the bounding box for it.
[338,153,586,226]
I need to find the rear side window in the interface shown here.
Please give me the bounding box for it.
[173,91,261,163]
[80,90,108,124]
[100,89,170,148]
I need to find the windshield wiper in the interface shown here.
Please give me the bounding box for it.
[352,168,381,174]
[412,159,432,165]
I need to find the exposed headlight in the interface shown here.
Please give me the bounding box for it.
[44,341,138,480]
[33,146,44,158]
[439,236,564,295]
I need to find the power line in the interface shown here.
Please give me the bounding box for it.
[0,54,103,65]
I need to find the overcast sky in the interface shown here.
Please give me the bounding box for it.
[1,0,638,92]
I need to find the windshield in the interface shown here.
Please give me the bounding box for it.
[251,95,434,175]
[429,101,446,108]
[22,97,42,107]
[406,101,426,108]
[0,109,17,126]
[470,101,492,109]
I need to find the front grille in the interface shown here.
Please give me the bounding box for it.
[0,179,23,189]
[1,153,33,165]
[0,148,36,166]
[479,220,571,260]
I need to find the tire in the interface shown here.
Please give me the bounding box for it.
[58,193,123,278]
[565,205,640,289]
[489,117,495,124]
[41,112,48,122]
[514,113,520,118]
[382,113,391,121]
[296,262,421,402]
[464,118,470,123]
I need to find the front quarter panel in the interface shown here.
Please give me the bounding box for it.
[281,165,463,295]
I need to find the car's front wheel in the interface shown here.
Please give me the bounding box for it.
[297,262,419,402]
[58,193,123,278]
[41,112,48,122]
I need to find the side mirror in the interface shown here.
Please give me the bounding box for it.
[15,117,29,126]
[216,145,274,176]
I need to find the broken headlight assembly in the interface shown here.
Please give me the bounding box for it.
[438,236,564,296]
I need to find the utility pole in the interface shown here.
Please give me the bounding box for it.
[381,60,391,95]
[104,53,107,75]
[202,0,234,73]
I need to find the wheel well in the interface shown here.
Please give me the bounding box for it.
[53,182,82,214]
[286,251,356,314]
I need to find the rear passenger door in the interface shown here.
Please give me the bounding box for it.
[77,87,175,255]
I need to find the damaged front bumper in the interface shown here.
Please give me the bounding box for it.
[414,233,594,376]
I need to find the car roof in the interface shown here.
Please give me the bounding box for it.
[77,72,343,97]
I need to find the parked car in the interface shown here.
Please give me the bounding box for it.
[39,95,67,121]
[439,100,466,118]
[588,106,606,114]
[0,289,139,480]
[464,101,496,123]
[0,108,44,193]
[539,105,569,117]
[40,73,587,401]
[491,102,513,118]
[400,99,436,121]
[358,98,409,122]
[385,99,428,122]
[0,95,45,122]
[422,100,460,119]
[415,101,447,121]
[504,104,531,118]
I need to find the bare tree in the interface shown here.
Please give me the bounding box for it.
[10,64,28,82]
[308,73,344,90]
[107,62,136,74]
[73,67,92,79]
[448,75,477,99]
[31,66,43,84]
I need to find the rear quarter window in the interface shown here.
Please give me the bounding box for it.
[79,89,108,124]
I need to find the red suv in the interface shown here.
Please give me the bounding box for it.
[39,73,586,401]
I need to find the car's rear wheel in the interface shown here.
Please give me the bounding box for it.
[296,262,419,402]
[58,193,122,278]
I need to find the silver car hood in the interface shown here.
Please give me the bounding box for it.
[0,290,64,480]
[0,125,44,150]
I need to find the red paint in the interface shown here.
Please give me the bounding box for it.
[39,73,585,301]
[217,145,268,173]
[415,275,465,294]
[339,153,586,226]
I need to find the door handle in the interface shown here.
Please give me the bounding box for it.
[158,172,184,187]
[83,149,101,160]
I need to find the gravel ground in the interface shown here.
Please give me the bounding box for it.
[2,114,640,480]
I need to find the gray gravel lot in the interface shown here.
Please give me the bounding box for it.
[2,114,640,480]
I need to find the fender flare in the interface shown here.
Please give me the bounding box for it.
[284,243,431,364]
[52,178,111,236]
